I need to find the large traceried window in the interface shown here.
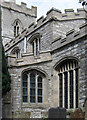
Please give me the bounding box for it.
[22,70,43,103]
[58,59,79,109]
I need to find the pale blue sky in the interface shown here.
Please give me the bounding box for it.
[6,0,82,18]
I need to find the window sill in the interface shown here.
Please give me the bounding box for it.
[34,55,40,59]
[22,103,49,109]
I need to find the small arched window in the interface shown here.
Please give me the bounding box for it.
[31,38,41,56]
[13,19,23,37]
[57,59,79,109]
[14,21,20,37]
[28,33,41,56]
[11,47,20,59]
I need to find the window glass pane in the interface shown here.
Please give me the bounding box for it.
[75,69,78,108]
[30,89,35,95]
[22,74,28,82]
[14,26,16,37]
[30,73,35,103]
[23,96,28,102]
[23,88,28,95]
[64,72,68,108]
[23,82,27,87]
[30,96,35,103]
[70,70,73,108]
[38,89,42,96]
[37,76,42,103]
[32,42,34,55]
[38,97,42,103]
[38,83,42,88]
[30,83,35,88]
[59,73,62,107]
[38,76,42,83]
[30,73,35,83]
[17,26,19,35]
[22,73,28,102]
[39,39,41,50]
[36,39,38,55]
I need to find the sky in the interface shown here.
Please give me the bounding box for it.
[6,0,82,18]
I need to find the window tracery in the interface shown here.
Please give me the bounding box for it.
[58,59,79,109]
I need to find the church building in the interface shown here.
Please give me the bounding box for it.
[1,0,87,118]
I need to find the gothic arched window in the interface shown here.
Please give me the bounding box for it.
[28,33,41,56]
[22,70,43,103]
[11,47,20,58]
[14,21,20,37]
[13,19,23,37]
[58,59,79,109]
[31,38,41,56]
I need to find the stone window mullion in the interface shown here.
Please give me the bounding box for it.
[58,74,59,107]
[38,38,39,53]
[28,73,30,103]
[68,71,70,109]
[62,70,65,108]
[36,74,38,103]
[73,69,76,109]
[34,40,36,56]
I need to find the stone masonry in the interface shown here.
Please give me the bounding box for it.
[1,0,87,118]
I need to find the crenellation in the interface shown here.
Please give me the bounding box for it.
[74,31,80,37]
[66,29,75,36]
[21,28,27,34]
[62,13,67,17]
[28,22,35,28]
[31,6,37,17]
[46,7,62,19]
[74,12,80,16]
[37,16,44,25]
[21,2,27,8]
[79,22,87,29]
[65,9,74,13]
[1,1,37,17]
[42,17,47,22]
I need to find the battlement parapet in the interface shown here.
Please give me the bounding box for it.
[1,1,37,17]
[5,29,27,51]
[46,7,62,19]
[26,8,86,32]
[4,7,87,52]
[51,22,87,51]
[46,7,86,20]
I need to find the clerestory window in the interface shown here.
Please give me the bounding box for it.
[31,38,41,56]
[22,71,43,103]
[58,59,79,109]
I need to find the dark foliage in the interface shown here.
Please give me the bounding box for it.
[2,43,11,97]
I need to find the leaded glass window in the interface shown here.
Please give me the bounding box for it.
[31,38,41,56]
[22,71,43,103]
[30,73,36,103]
[58,59,79,109]
[37,76,43,103]
[22,73,28,102]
